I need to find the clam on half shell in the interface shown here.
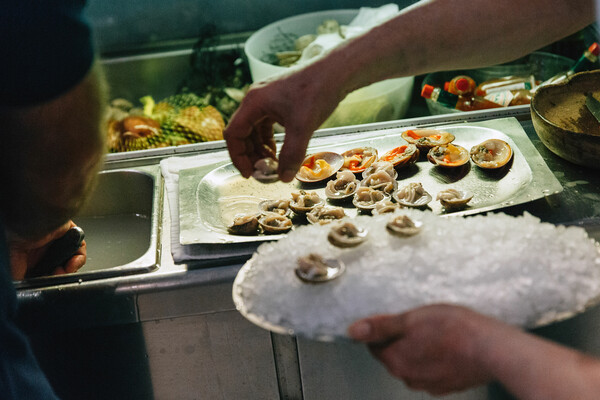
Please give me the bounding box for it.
[341,147,378,174]
[352,186,390,211]
[290,190,324,215]
[227,214,259,236]
[258,212,292,234]
[306,205,346,225]
[392,182,432,208]
[378,144,420,169]
[327,221,368,248]
[295,151,344,183]
[470,139,513,169]
[252,157,279,183]
[437,188,473,211]
[325,170,359,201]
[401,128,455,151]
[427,144,470,168]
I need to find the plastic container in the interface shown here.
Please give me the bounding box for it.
[422,52,574,115]
[244,9,414,128]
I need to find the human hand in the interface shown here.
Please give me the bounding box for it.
[347,304,500,396]
[224,64,346,182]
[8,220,86,280]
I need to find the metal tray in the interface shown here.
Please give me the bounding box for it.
[179,117,562,247]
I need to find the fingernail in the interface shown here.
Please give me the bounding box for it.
[348,321,372,340]
[280,169,296,182]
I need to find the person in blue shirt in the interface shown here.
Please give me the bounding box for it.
[0,1,106,397]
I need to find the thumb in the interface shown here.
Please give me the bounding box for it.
[348,313,408,343]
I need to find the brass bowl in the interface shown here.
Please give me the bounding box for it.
[531,70,600,169]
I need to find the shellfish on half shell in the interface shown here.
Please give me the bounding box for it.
[436,188,473,211]
[401,128,455,151]
[427,144,470,168]
[295,253,346,284]
[325,170,359,201]
[361,160,397,180]
[470,139,513,169]
[327,222,368,248]
[290,190,324,215]
[371,199,400,215]
[386,215,423,237]
[352,186,390,211]
[378,144,420,169]
[306,205,346,225]
[252,157,279,183]
[392,182,432,208]
[360,170,397,194]
[258,199,291,217]
[258,212,293,234]
[295,151,344,183]
[227,214,259,236]
[341,147,378,174]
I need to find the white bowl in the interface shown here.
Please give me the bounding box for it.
[244,9,414,128]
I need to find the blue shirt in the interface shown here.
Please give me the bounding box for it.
[0,1,94,398]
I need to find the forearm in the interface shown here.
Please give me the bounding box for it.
[318,0,595,98]
[475,319,600,399]
[0,62,107,240]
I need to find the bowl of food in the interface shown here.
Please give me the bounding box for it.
[531,69,600,169]
[422,52,574,115]
[244,9,414,128]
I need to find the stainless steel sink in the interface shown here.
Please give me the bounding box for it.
[15,166,163,288]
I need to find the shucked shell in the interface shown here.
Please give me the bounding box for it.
[353,186,390,211]
[361,161,397,180]
[258,199,291,217]
[427,144,470,167]
[306,205,346,225]
[378,144,420,168]
[325,170,359,200]
[227,214,259,235]
[470,139,513,169]
[295,253,346,284]
[437,188,473,211]
[290,190,324,214]
[386,215,423,237]
[393,182,432,208]
[401,128,455,151]
[296,151,344,183]
[341,147,378,174]
[252,158,279,183]
[327,222,368,248]
[258,212,292,234]
[360,170,397,194]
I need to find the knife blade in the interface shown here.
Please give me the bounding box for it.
[585,94,600,124]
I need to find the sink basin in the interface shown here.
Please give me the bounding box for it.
[15,167,162,288]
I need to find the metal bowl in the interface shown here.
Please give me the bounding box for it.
[531,70,600,169]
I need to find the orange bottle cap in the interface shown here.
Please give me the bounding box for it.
[421,84,435,99]
[589,42,600,56]
[444,81,450,91]
[455,78,471,92]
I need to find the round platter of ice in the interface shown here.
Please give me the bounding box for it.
[232,210,600,341]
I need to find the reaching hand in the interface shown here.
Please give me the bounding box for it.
[8,220,86,280]
[224,63,347,182]
[347,304,498,396]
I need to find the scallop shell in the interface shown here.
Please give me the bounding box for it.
[258,212,293,234]
[327,222,368,248]
[436,188,473,211]
[378,144,420,168]
[352,186,391,211]
[401,128,455,151]
[295,151,344,183]
[427,144,470,167]
[392,182,432,208]
[290,190,325,214]
[324,170,359,201]
[341,147,378,174]
[470,139,513,169]
[306,205,346,225]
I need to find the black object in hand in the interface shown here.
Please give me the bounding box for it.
[25,226,85,279]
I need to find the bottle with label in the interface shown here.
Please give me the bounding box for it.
[475,75,536,97]
[539,42,600,87]
[444,75,476,96]
[483,88,533,107]
[421,84,503,111]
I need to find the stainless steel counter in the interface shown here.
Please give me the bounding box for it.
[16,107,600,400]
